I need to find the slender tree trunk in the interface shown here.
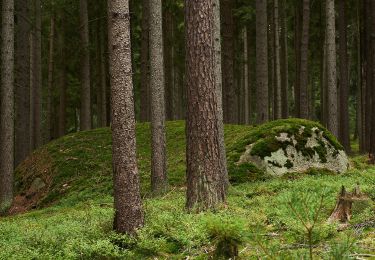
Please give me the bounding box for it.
[244,27,250,124]
[0,0,14,213]
[370,1,375,160]
[273,0,282,120]
[280,0,288,119]
[326,0,338,137]
[299,0,310,119]
[185,0,227,211]
[338,0,350,152]
[99,19,108,127]
[108,0,144,235]
[79,0,91,131]
[58,11,67,137]
[294,3,301,117]
[140,0,150,122]
[150,0,168,194]
[46,14,55,142]
[15,0,30,166]
[256,0,269,124]
[221,0,236,124]
[31,0,42,149]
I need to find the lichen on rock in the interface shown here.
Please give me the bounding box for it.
[228,119,349,177]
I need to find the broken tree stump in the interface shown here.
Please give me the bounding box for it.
[328,185,368,224]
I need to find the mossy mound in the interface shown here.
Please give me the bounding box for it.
[227,119,349,176]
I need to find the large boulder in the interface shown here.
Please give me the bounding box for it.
[228,119,349,176]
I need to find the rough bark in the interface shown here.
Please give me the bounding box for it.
[185,0,227,211]
[15,0,30,166]
[370,1,375,160]
[140,0,150,122]
[256,0,269,124]
[326,0,338,137]
[58,11,67,137]
[108,0,144,234]
[294,3,301,118]
[0,0,14,213]
[273,0,282,120]
[299,0,310,119]
[280,0,288,119]
[243,27,250,124]
[150,0,168,194]
[79,0,92,131]
[46,14,55,142]
[338,0,351,152]
[221,0,236,124]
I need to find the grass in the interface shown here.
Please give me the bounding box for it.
[1,121,374,259]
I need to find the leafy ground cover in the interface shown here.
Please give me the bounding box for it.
[0,121,374,259]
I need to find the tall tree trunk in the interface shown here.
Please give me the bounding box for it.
[370,1,375,160]
[221,0,236,124]
[140,0,150,122]
[31,0,42,149]
[79,0,91,131]
[164,6,174,120]
[99,19,108,127]
[280,0,288,118]
[46,14,55,142]
[150,0,168,194]
[0,0,14,213]
[273,0,282,119]
[58,14,67,137]
[108,0,144,235]
[256,0,269,124]
[338,0,350,152]
[185,0,227,211]
[326,0,338,137]
[294,2,301,117]
[299,0,310,119]
[15,0,30,166]
[243,27,250,124]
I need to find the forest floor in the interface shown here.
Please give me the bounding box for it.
[0,121,374,259]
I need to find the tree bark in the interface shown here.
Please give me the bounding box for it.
[294,2,301,118]
[185,0,227,211]
[58,11,67,137]
[256,0,269,124]
[150,0,168,194]
[326,0,338,137]
[80,0,92,131]
[280,0,288,119]
[140,0,150,122]
[108,0,144,234]
[15,0,30,166]
[221,0,236,124]
[273,0,282,120]
[0,0,14,213]
[46,14,55,142]
[244,27,250,124]
[338,0,351,152]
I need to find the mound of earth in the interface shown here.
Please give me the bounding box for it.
[228,119,349,176]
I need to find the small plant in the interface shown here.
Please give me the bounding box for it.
[329,235,356,260]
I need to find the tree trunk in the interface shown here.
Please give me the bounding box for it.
[370,1,375,160]
[243,27,250,124]
[326,0,338,137]
[299,0,310,119]
[58,23,67,137]
[338,0,351,152]
[256,0,269,124]
[294,2,301,118]
[79,0,92,131]
[221,0,236,124]
[140,0,150,122]
[150,0,168,194]
[0,0,14,213]
[46,14,55,142]
[31,0,42,149]
[273,0,282,120]
[15,0,30,166]
[164,6,174,121]
[185,0,227,211]
[108,0,144,235]
[280,0,288,119]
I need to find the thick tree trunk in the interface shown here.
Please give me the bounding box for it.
[273,0,282,120]
[299,0,310,119]
[338,0,351,153]
[221,0,236,124]
[0,0,14,213]
[185,0,227,211]
[31,0,42,149]
[256,0,269,124]
[280,0,288,119]
[140,0,150,122]
[79,0,91,131]
[150,0,168,194]
[46,14,55,142]
[15,0,30,166]
[326,0,338,137]
[108,0,144,234]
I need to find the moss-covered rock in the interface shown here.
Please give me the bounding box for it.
[228,119,349,176]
